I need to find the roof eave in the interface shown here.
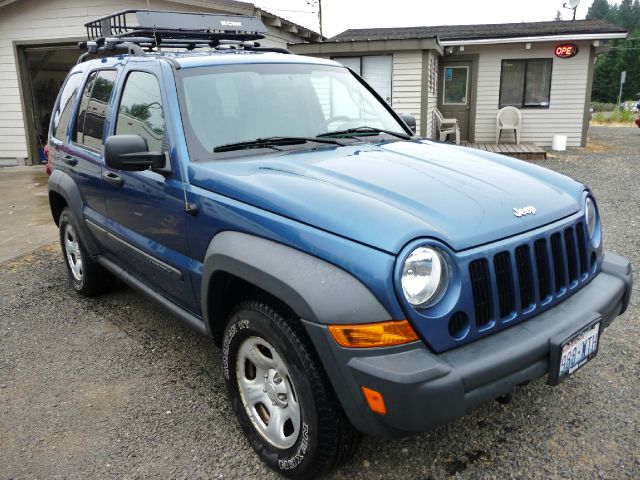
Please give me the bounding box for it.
[290,37,442,55]
[439,31,628,46]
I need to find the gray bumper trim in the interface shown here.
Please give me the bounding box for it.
[303,251,632,438]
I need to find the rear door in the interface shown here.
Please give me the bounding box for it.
[65,69,119,222]
[102,67,197,313]
[439,61,473,141]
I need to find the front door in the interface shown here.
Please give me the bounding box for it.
[439,62,472,141]
[102,68,198,314]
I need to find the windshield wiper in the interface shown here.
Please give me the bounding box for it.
[213,136,345,153]
[317,126,411,140]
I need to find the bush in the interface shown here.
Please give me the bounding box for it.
[592,109,637,123]
[591,102,617,113]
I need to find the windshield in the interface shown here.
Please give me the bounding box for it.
[177,62,408,160]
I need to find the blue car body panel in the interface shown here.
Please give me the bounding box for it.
[50,52,602,353]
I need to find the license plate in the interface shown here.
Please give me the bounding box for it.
[558,322,600,380]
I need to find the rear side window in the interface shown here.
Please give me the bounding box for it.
[115,72,167,152]
[51,72,82,141]
[74,70,117,150]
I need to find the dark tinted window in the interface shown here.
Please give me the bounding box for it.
[115,72,166,152]
[74,70,117,150]
[51,72,82,141]
[499,59,552,108]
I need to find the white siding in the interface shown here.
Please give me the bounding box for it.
[462,41,591,147]
[0,0,310,163]
[391,50,423,133]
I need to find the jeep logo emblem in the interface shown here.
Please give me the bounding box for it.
[513,206,536,217]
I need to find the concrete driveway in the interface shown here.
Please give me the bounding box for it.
[0,166,57,263]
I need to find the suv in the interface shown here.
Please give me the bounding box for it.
[48,10,632,479]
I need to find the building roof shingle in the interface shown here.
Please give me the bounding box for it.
[328,19,627,43]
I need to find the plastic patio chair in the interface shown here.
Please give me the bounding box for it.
[434,108,460,145]
[496,106,521,145]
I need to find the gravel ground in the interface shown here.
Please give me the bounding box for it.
[1,126,638,479]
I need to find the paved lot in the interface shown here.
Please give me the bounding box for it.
[1,127,638,479]
[0,165,56,263]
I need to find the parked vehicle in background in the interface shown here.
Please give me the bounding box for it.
[47,10,633,479]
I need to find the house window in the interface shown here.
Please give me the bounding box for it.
[499,59,553,108]
[443,66,468,104]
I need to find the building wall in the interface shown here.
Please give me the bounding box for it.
[390,50,423,134]
[0,0,308,163]
[450,40,591,147]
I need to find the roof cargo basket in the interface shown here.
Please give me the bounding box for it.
[86,9,267,43]
[78,9,276,61]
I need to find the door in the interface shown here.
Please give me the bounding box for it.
[66,69,118,221]
[362,55,392,104]
[102,69,198,313]
[439,62,472,141]
[333,55,393,104]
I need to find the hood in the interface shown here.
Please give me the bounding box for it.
[189,140,585,254]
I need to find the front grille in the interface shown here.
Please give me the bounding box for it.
[469,222,591,329]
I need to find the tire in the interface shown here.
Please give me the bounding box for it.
[222,299,360,479]
[58,207,110,296]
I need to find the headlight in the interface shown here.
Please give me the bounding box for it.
[585,197,599,244]
[401,247,448,306]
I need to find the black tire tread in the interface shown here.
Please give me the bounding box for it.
[58,208,111,297]
[229,298,360,478]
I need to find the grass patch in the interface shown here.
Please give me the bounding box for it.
[591,109,637,124]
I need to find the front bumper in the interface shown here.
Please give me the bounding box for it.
[303,251,632,438]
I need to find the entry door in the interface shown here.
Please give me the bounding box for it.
[439,62,472,141]
[362,56,392,104]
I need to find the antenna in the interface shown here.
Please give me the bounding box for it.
[562,0,580,21]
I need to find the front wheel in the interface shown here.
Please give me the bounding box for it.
[222,299,359,479]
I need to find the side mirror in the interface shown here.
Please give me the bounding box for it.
[104,134,165,171]
[398,113,417,134]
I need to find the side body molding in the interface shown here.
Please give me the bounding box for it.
[48,169,100,256]
[201,231,391,335]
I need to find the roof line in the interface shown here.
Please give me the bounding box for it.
[440,32,629,46]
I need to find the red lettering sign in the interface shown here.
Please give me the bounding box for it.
[555,44,578,58]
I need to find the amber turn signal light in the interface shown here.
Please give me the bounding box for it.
[328,320,419,348]
[361,386,387,415]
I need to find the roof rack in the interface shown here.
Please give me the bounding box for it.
[78,10,278,62]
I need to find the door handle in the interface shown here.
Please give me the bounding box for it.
[63,155,77,167]
[102,171,124,187]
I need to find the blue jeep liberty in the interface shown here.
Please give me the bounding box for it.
[47,10,633,478]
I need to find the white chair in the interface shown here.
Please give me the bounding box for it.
[496,106,521,145]
[434,109,460,145]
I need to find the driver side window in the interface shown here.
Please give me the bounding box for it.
[116,72,167,152]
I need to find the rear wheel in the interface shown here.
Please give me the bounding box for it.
[222,299,360,479]
[59,208,110,296]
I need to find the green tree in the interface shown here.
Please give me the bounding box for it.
[588,0,640,103]
[587,0,611,19]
